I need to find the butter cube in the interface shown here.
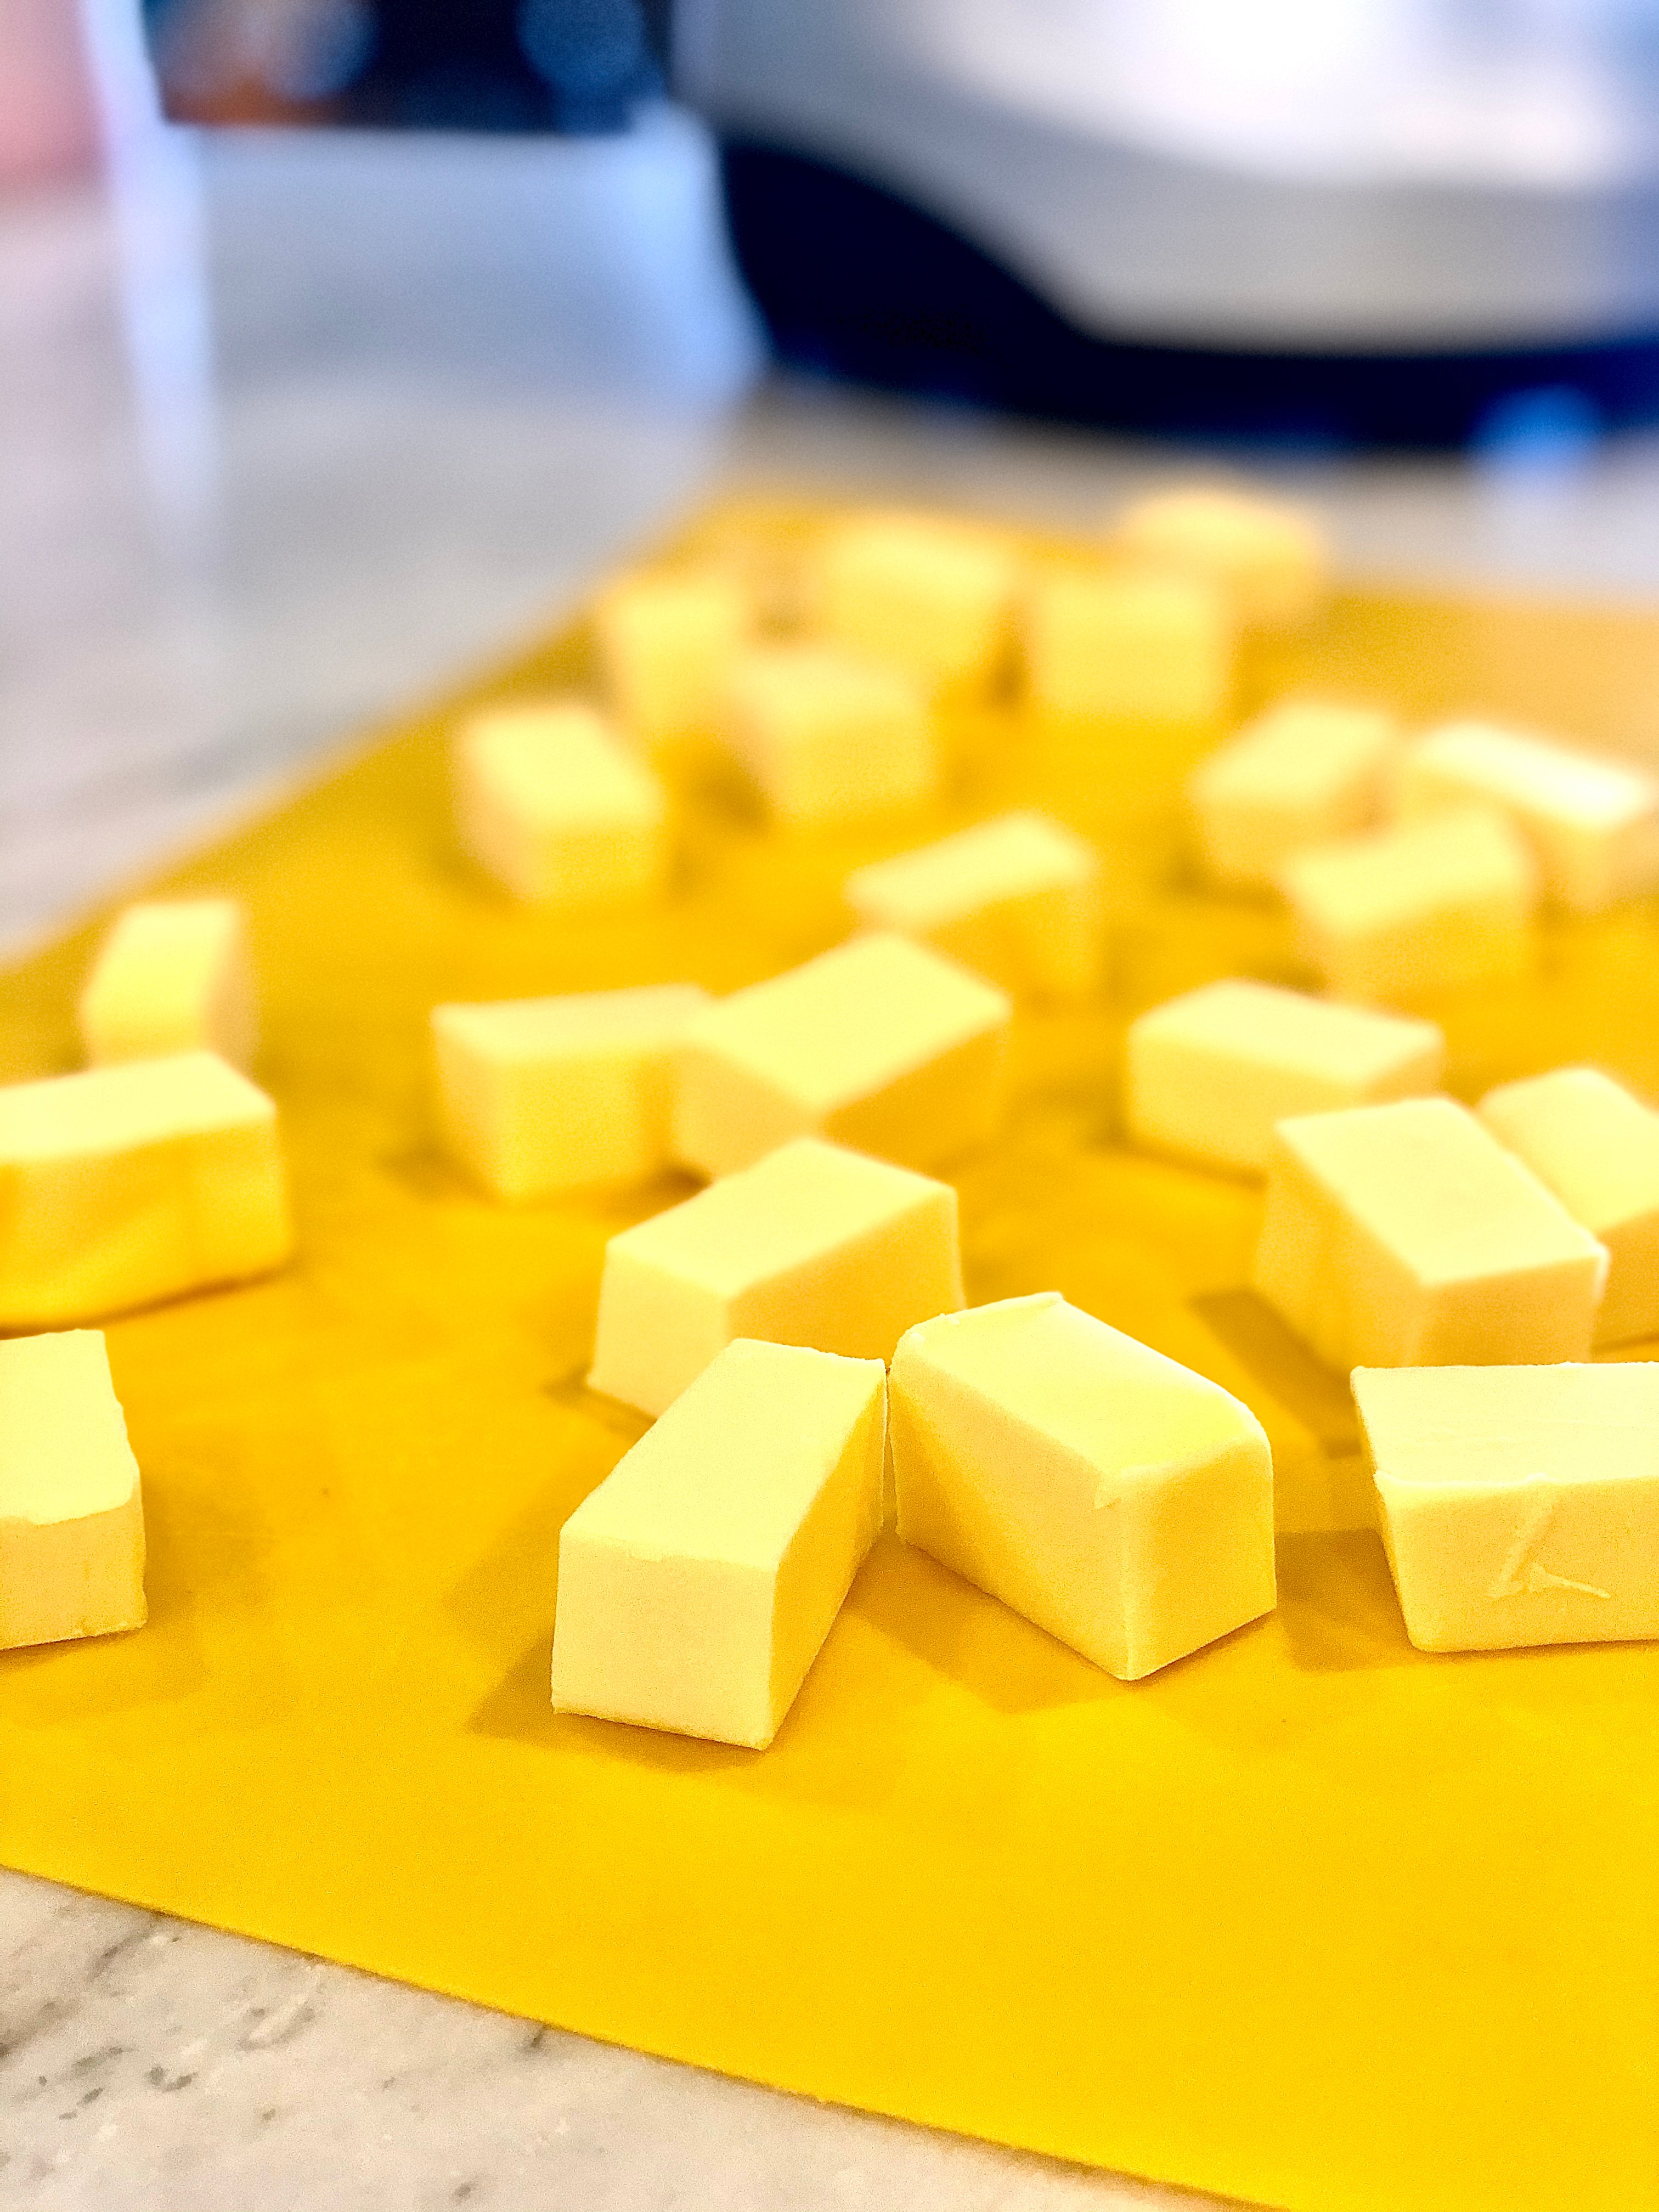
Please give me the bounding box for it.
[1279,806,1537,1003]
[1354,1362,1659,1654]
[1479,1067,1659,1345]
[1188,701,1398,888]
[454,702,667,904]
[432,984,711,1203]
[1396,720,1659,913]
[891,1294,1274,1680]
[1115,483,1328,625]
[0,1330,145,1650]
[551,1338,885,1747]
[588,1136,962,1418]
[1125,979,1444,1176]
[0,1052,292,1328]
[1021,565,1234,720]
[844,812,1102,1000]
[812,511,1019,690]
[723,643,937,826]
[1252,1097,1608,1371]
[78,899,257,1071]
[672,934,1011,1179]
[592,568,749,749]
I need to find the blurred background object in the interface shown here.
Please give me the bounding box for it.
[0,0,103,185]
[138,0,1659,445]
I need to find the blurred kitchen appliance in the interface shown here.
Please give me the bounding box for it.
[679,0,1659,444]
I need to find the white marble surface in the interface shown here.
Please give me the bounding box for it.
[6,110,1659,2212]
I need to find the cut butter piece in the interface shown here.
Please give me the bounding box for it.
[1188,699,1397,889]
[723,642,936,826]
[78,898,257,1071]
[0,1051,292,1328]
[1479,1066,1659,1346]
[592,567,749,750]
[1115,484,1327,626]
[672,933,1011,1179]
[891,1294,1274,1681]
[1279,805,1537,1003]
[453,701,667,904]
[1124,979,1444,1176]
[588,1135,962,1418]
[1252,1096,1607,1371]
[843,811,1102,1001]
[1353,1362,1659,1654]
[811,510,1019,690]
[551,1338,885,1748]
[0,1330,145,1650]
[1021,564,1234,720]
[1395,719,1659,913]
[432,984,710,1203]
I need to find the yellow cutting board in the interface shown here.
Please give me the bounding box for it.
[3,501,1657,2212]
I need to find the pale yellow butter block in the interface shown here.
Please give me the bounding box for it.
[1354,1362,1659,1654]
[1279,805,1537,1003]
[812,511,1020,690]
[592,567,749,749]
[1188,700,1398,888]
[78,898,257,1071]
[723,642,937,826]
[1479,1066,1659,1345]
[1115,483,1328,625]
[1252,1096,1608,1371]
[1396,719,1659,913]
[844,811,1102,1001]
[0,1051,292,1328]
[588,1135,962,1418]
[0,1330,145,1650]
[551,1338,885,1747]
[672,933,1011,1179]
[891,1294,1274,1681]
[1125,979,1444,1177]
[454,701,667,904]
[1021,565,1234,720]
[432,983,711,1203]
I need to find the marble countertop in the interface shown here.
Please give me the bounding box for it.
[6,115,1659,2212]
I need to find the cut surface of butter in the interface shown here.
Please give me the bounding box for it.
[453,701,667,904]
[0,1330,145,1650]
[1396,719,1659,913]
[812,511,1020,690]
[723,642,936,826]
[1479,1066,1659,1346]
[432,984,711,1203]
[891,1294,1274,1681]
[1021,564,1234,720]
[592,567,749,749]
[672,933,1011,1179]
[0,1052,292,1328]
[78,899,257,1071]
[1115,484,1328,625]
[1252,1096,1607,1371]
[1353,1362,1659,1653]
[1279,805,1537,1003]
[1125,979,1444,1176]
[588,1135,963,1418]
[551,1338,885,1747]
[843,811,1102,1000]
[1188,700,1397,889]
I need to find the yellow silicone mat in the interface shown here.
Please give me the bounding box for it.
[3,500,1657,2212]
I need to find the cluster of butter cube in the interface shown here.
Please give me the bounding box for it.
[1,899,296,1652]
[557,1245,1276,1749]
[1124,970,1659,1654]
[454,487,1331,900]
[1189,698,1659,1001]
